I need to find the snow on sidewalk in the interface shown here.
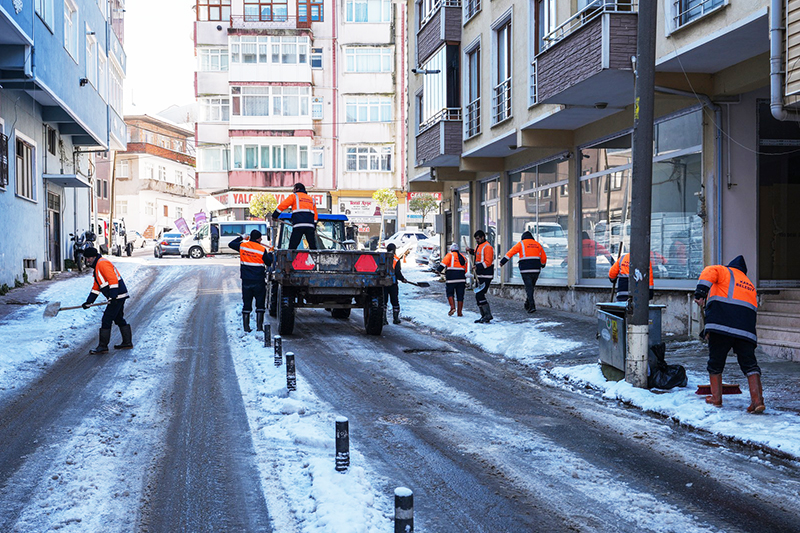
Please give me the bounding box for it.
[399,256,800,461]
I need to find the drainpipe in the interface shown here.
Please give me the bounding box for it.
[654,86,723,264]
[771,0,800,121]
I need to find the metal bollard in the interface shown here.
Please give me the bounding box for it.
[335,417,349,472]
[286,351,296,392]
[394,487,413,533]
[274,335,282,367]
[264,323,271,347]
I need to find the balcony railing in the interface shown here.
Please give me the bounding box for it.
[419,107,462,133]
[529,59,538,107]
[543,0,636,51]
[492,78,512,125]
[465,98,481,139]
[463,0,480,22]
[419,0,462,29]
[230,14,313,30]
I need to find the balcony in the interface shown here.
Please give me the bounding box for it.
[492,78,511,126]
[416,108,462,167]
[535,2,637,110]
[230,14,312,30]
[417,0,461,65]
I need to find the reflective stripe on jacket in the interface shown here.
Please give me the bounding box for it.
[440,251,468,284]
[474,241,495,280]
[230,237,271,282]
[275,192,318,228]
[91,257,129,300]
[608,253,653,300]
[696,265,758,343]
[504,238,546,274]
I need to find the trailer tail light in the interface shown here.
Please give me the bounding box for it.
[292,252,315,270]
[354,254,377,273]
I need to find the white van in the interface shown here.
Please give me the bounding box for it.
[180,221,272,259]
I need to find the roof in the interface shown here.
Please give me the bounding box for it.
[279,213,348,221]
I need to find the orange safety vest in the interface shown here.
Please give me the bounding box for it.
[441,251,468,284]
[91,257,129,300]
[504,238,546,274]
[275,192,318,228]
[697,265,757,343]
[239,240,269,268]
[474,241,494,280]
[608,253,653,301]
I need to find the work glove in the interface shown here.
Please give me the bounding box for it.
[82,301,92,309]
[499,257,509,267]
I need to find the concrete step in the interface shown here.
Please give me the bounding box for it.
[759,300,800,314]
[758,338,800,362]
[757,312,800,329]
[756,324,800,344]
[760,288,800,301]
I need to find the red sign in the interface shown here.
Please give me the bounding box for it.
[407,192,442,201]
[220,191,327,208]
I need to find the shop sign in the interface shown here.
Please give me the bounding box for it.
[214,191,328,209]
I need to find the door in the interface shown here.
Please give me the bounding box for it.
[47,192,62,271]
[757,101,800,285]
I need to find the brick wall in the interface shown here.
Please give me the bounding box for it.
[537,18,603,103]
[416,120,461,164]
[608,14,638,70]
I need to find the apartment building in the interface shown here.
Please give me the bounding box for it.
[408,0,800,358]
[0,0,126,286]
[193,0,407,245]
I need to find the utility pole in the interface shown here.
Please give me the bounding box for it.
[627,0,658,388]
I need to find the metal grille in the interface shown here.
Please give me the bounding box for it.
[529,59,538,107]
[464,0,480,21]
[673,0,724,29]
[419,107,462,133]
[492,78,512,125]
[465,98,481,138]
[543,0,637,51]
[0,133,7,188]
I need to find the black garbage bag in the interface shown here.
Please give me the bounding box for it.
[647,342,688,390]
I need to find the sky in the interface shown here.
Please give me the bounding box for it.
[2,255,800,530]
[122,0,196,116]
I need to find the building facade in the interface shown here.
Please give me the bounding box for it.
[193,0,407,246]
[407,0,800,358]
[0,0,126,286]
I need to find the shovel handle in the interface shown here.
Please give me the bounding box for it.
[62,301,111,311]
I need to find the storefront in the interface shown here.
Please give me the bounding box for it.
[211,190,329,221]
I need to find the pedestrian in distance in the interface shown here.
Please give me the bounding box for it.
[210,223,220,254]
[694,255,765,413]
[437,242,468,317]
[81,246,133,354]
[383,243,408,325]
[466,230,494,323]
[229,229,274,333]
[581,231,614,278]
[271,183,319,250]
[499,231,546,313]
[608,252,654,302]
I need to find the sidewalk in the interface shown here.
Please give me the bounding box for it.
[398,259,800,461]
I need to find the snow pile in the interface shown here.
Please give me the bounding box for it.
[223,278,392,533]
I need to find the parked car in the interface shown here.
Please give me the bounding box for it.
[130,231,148,248]
[154,233,185,258]
[382,231,430,256]
[180,222,271,259]
[415,239,440,265]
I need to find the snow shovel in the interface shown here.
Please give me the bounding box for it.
[405,280,430,288]
[695,383,742,395]
[43,300,109,318]
[472,281,488,294]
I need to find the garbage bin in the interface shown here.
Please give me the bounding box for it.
[596,302,665,380]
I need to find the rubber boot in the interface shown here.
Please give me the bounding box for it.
[705,373,723,406]
[448,297,456,316]
[90,328,111,354]
[746,373,766,414]
[256,311,265,332]
[114,324,134,349]
[484,302,493,322]
[456,300,464,317]
[393,307,401,325]
[243,312,252,333]
[474,305,487,323]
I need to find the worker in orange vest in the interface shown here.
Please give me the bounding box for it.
[608,252,654,302]
[230,229,274,332]
[272,183,319,249]
[383,243,408,325]
[694,255,764,413]
[437,242,468,316]
[499,231,546,313]
[467,230,494,323]
[81,247,132,354]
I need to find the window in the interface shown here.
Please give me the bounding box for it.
[465,45,481,138]
[145,201,155,215]
[98,53,107,100]
[199,48,229,71]
[312,147,324,167]
[145,163,155,179]
[197,0,231,21]
[86,28,97,87]
[36,0,55,29]
[419,46,459,130]
[674,0,724,29]
[64,0,79,60]
[244,0,288,21]
[116,200,128,215]
[198,146,230,171]
[464,0,480,21]
[346,0,391,23]
[272,86,310,116]
[345,146,393,171]
[0,131,9,189]
[311,48,323,68]
[535,0,556,54]
[95,179,101,197]
[158,166,167,180]
[345,47,393,73]
[232,143,310,170]
[345,96,392,123]
[110,63,123,112]
[164,205,169,217]
[298,0,324,22]
[118,160,129,178]
[200,97,230,121]
[493,20,512,124]
[230,36,309,64]
[15,136,35,201]
[47,127,57,155]
[175,170,183,184]
[102,179,108,198]
[418,0,438,26]
[231,85,312,118]
[312,97,324,120]
[176,207,183,219]
[232,86,271,116]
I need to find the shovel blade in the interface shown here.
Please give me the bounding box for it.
[415,281,430,288]
[43,301,62,318]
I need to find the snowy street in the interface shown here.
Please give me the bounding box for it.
[1,252,799,532]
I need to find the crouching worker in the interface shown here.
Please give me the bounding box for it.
[82,247,132,354]
[694,255,765,413]
[437,243,468,316]
[230,229,274,332]
[383,243,407,325]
